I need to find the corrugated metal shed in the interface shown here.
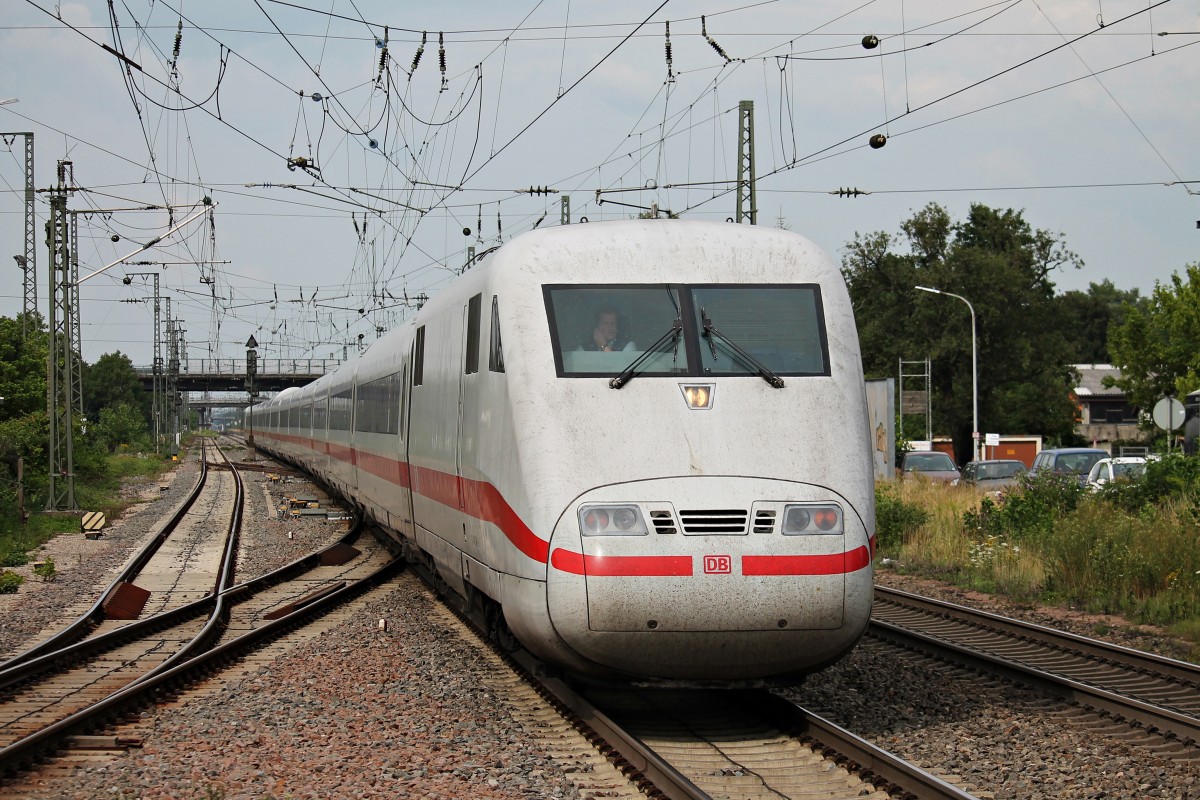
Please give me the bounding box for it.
[1072,364,1125,398]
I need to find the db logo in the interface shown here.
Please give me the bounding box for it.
[703,555,732,575]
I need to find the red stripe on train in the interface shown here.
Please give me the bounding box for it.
[550,549,694,576]
[742,546,871,576]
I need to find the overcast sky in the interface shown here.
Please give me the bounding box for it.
[2,0,1197,368]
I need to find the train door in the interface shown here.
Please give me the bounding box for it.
[457,294,484,550]
[455,304,468,509]
[456,294,483,501]
[399,361,417,539]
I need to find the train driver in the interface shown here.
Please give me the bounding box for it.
[584,307,634,352]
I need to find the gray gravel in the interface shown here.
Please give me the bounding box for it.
[6,448,1200,799]
[781,573,1200,800]
[30,587,588,800]
[0,454,202,659]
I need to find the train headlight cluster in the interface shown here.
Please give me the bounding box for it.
[680,383,715,410]
[579,504,648,536]
[781,504,843,535]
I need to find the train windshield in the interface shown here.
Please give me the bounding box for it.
[689,285,828,377]
[545,284,830,379]
[545,286,690,377]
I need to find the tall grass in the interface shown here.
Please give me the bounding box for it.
[878,460,1200,650]
[0,450,178,564]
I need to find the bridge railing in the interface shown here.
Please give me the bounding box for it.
[135,358,342,376]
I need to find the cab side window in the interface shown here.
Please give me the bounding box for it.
[488,296,505,373]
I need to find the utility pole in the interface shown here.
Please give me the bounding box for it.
[178,324,187,436]
[123,272,162,452]
[736,100,756,224]
[2,132,35,336]
[44,160,78,511]
[561,195,571,225]
[167,315,181,456]
[68,211,83,415]
[162,296,172,455]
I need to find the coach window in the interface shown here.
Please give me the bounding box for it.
[413,326,426,386]
[488,295,505,373]
[313,397,328,432]
[465,293,482,374]
[330,387,352,431]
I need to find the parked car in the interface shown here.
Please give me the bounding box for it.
[900,450,960,482]
[1085,456,1147,490]
[953,459,1027,492]
[1030,447,1109,485]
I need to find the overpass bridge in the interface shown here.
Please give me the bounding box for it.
[134,358,339,394]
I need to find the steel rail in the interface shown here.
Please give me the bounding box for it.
[875,585,1200,684]
[0,444,210,670]
[783,698,983,800]
[869,614,1200,747]
[0,540,400,776]
[0,515,363,693]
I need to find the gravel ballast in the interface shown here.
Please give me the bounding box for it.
[4,448,1200,799]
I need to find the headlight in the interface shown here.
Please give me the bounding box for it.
[782,504,842,535]
[578,504,648,536]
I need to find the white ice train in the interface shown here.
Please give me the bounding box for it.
[249,220,874,682]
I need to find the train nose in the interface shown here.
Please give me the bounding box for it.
[543,477,872,680]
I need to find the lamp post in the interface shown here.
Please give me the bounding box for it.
[915,285,979,463]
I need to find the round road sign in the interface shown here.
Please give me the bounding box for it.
[1152,397,1185,431]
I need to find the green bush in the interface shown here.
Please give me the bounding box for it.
[1099,454,1200,515]
[33,556,56,581]
[0,547,29,568]
[963,469,1085,542]
[875,484,929,554]
[0,569,23,594]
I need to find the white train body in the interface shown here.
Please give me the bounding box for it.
[250,220,874,682]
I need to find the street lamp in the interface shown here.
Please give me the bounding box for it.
[915,285,980,463]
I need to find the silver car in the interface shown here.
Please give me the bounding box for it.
[1085,456,1147,490]
[900,450,960,482]
[954,459,1026,492]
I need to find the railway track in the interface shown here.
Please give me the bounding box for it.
[0,439,402,776]
[871,585,1200,758]
[408,557,981,800]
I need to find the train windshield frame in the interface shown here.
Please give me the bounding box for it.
[543,283,831,379]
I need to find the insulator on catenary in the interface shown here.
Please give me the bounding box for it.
[409,31,426,79]
[439,32,447,92]
[701,15,732,63]
[665,21,674,83]
[377,26,389,84]
[171,19,183,69]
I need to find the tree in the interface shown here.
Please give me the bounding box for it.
[1107,263,1200,412]
[1054,280,1146,364]
[0,313,48,423]
[93,401,151,453]
[83,351,151,427]
[843,203,1082,463]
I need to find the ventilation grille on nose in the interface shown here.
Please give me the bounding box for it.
[679,509,748,535]
[650,510,677,535]
[753,508,776,534]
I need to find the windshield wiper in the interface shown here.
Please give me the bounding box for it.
[700,308,785,388]
[610,319,682,389]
